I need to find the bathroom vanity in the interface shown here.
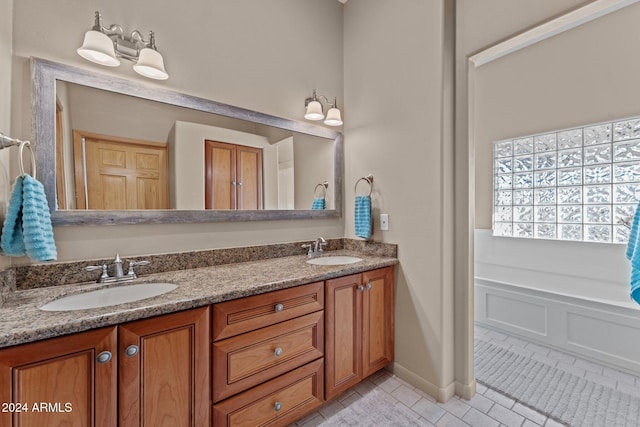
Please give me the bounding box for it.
[0,241,397,426]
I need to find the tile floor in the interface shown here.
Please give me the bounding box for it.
[290,324,640,427]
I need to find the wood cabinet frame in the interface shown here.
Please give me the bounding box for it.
[325,266,395,400]
[0,327,118,427]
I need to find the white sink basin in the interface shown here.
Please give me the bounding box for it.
[306,256,363,266]
[39,282,178,311]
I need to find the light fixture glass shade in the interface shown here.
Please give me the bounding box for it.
[304,100,324,120]
[77,30,120,67]
[324,107,343,126]
[133,48,169,80]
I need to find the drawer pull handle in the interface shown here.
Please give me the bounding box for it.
[274,347,283,357]
[274,303,284,312]
[274,401,282,412]
[357,285,365,292]
[96,351,112,364]
[125,345,139,357]
[366,282,372,290]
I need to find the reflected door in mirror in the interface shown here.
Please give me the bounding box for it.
[73,131,169,209]
[205,140,263,210]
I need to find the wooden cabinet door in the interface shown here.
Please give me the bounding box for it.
[362,267,395,378]
[236,145,263,210]
[0,327,118,427]
[325,274,362,400]
[119,307,210,427]
[204,140,263,210]
[325,267,395,400]
[205,140,236,210]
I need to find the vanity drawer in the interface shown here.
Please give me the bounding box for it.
[213,358,324,427]
[213,281,324,340]
[213,311,324,402]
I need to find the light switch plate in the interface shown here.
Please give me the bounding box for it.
[380,214,389,231]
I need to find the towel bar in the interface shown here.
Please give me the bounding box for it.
[0,132,27,149]
[314,181,329,198]
[19,141,36,179]
[0,133,36,179]
[354,174,373,196]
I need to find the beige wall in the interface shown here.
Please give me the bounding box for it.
[9,0,344,262]
[344,0,457,400]
[292,133,335,210]
[0,0,11,135]
[0,0,12,270]
[470,0,640,229]
[455,0,593,392]
[63,83,258,144]
[467,2,640,319]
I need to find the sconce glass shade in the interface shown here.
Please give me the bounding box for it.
[77,30,120,67]
[133,48,169,80]
[324,107,343,126]
[304,100,324,121]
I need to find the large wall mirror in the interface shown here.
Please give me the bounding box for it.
[32,58,343,225]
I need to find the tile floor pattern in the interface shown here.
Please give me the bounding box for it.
[290,325,640,427]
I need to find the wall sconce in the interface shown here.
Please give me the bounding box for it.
[77,11,169,80]
[304,90,343,126]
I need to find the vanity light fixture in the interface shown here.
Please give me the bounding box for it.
[77,11,169,80]
[304,90,343,126]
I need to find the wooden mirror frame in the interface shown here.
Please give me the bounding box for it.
[32,58,343,226]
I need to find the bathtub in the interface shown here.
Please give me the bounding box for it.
[475,230,640,376]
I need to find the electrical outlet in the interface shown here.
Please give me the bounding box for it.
[380,214,389,231]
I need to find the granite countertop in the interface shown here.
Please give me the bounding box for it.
[0,250,398,348]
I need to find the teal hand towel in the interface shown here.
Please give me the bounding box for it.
[626,201,640,304]
[354,195,371,240]
[22,174,57,261]
[1,176,26,256]
[0,174,57,261]
[312,197,326,210]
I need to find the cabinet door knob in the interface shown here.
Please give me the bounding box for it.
[366,282,372,290]
[274,303,284,312]
[96,351,112,364]
[274,347,283,357]
[125,345,139,357]
[274,401,282,412]
[357,285,365,292]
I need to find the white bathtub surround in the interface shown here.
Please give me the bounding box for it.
[475,229,640,375]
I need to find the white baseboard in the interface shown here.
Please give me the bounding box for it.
[388,362,457,403]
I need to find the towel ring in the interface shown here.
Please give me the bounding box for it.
[314,181,329,198]
[19,140,36,179]
[354,174,373,196]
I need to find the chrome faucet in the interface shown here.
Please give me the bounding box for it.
[302,237,328,257]
[113,253,124,278]
[85,254,150,283]
[314,237,327,253]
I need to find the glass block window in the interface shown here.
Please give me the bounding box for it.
[493,117,640,244]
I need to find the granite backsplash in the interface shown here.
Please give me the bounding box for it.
[8,238,397,291]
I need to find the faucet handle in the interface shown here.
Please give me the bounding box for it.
[85,264,109,280]
[127,260,150,277]
[301,243,313,256]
